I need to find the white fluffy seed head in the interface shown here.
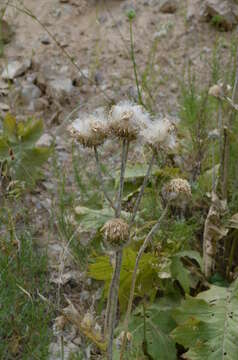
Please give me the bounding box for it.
[141,117,176,151]
[68,108,109,147]
[162,178,191,205]
[109,101,150,140]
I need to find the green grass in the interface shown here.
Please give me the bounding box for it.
[0,227,54,359]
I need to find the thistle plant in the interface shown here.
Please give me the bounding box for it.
[68,101,176,360]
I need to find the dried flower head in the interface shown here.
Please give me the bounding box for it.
[102,218,129,250]
[162,178,191,204]
[68,108,109,147]
[141,117,176,151]
[208,84,223,99]
[109,101,150,140]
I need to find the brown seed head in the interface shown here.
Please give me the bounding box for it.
[102,218,129,249]
[162,178,191,204]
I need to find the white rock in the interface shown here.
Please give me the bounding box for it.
[0,102,10,111]
[36,133,53,147]
[2,59,31,80]
[47,77,73,101]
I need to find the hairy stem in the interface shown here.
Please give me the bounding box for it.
[105,139,129,354]
[120,205,169,360]
[129,152,155,227]
[116,139,129,218]
[94,146,116,212]
[107,249,123,360]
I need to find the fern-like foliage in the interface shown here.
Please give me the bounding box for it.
[172,279,238,360]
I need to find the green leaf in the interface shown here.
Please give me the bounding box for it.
[172,279,238,360]
[176,250,203,269]
[17,118,43,148]
[0,137,9,160]
[170,256,190,293]
[197,165,220,194]
[125,301,177,360]
[89,248,160,312]
[3,114,17,142]
[75,206,130,231]
[12,147,51,182]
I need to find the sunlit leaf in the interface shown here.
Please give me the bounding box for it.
[3,114,17,142]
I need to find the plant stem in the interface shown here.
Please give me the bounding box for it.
[120,205,169,360]
[105,139,129,357]
[116,139,129,217]
[60,335,64,360]
[129,19,145,107]
[129,151,155,227]
[94,146,116,212]
[107,249,123,360]
[227,235,238,280]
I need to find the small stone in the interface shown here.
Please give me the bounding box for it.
[159,0,178,13]
[36,133,53,147]
[21,83,42,105]
[26,73,37,83]
[170,82,178,92]
[94,71,103,85]
[72,337,82,346]
[2,59,31,80]
[40,35,51,45]
[47,77,73,102]
[0,19,13,44]
[0,102,10,111]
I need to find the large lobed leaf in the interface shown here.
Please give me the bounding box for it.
[171,279,238,360]
[124,300,177,360]
[88,248,159,312]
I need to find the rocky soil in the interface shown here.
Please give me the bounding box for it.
[1,0,238,358]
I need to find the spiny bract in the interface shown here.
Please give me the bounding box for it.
[162,178,191,204]
[102,218,129,250]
